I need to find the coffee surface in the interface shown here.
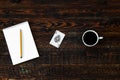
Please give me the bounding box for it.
[83,32,97,45]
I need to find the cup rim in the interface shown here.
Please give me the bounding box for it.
[82,30,99,47]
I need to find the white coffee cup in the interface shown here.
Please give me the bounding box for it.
[82,30,103,47]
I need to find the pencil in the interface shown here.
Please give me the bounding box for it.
[20,29,22,58]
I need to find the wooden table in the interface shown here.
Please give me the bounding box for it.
[0,0,120,79]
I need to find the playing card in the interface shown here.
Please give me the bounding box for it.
[49,30,65,48]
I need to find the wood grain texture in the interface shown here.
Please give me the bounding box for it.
[0,0,120,80]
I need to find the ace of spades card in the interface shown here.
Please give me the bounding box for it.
[49,30,65,48]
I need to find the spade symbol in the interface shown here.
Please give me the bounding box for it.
[54,35,61,43]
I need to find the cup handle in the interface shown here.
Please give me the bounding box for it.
[99,37,103,39]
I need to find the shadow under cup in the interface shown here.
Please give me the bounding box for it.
[82,30,103,47]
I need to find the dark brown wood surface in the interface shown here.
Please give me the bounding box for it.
[0,0,120,80]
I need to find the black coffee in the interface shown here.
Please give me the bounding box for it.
[83,32,97,45]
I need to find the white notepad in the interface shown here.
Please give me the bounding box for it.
[3,21,39,65]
